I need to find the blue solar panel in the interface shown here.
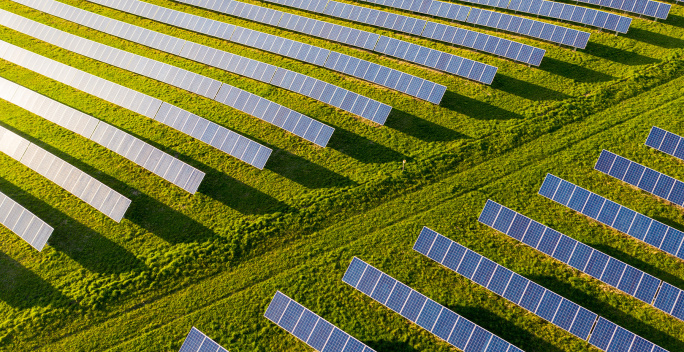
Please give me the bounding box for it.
[265,291,377,352]
[539,174,684,262]
[412,227,598,340]
[575,0,670,19]
[179,327,229,352]
[342,257,521,351]
[595,150,684,208]
[414,227,675,349]
[646,127,684,162]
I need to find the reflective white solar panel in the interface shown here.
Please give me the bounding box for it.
[44,0,390,124]
[504,0,631,33]
[0,76,205,193]
[0,126,130,222]
[413,227,671,351]
[264,291,376,352]
[343,257,524,352]
[0,8,329,148]
[178,327,229,352]
[0,190,54,251]
[173,0,448,101]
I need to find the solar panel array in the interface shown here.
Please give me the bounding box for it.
[646,126,684,162]
[0,76,206,194]
[174,0,498,84]
[413,227,672,351]
[480,200,684,322]
[90,0,449,105]
[264,291,377,352]
[0,9,333,148]
[326,0,590,49]
[259,0,546,65]
[380,0,632,34]
[23,0,392,125]
[372,35,497,84]
[574,0,670,20]
[342,257,523,352]
[0,190,54,251]
[504,0,632,33]
[0,38,271,170]
[0,125,131,222]
[538,174,684,262]
[178,327,229,352]
[413,227,597,340]
[595,150,684,208]
[480,199,667,298]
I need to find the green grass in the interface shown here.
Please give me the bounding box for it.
[0,0,682,350]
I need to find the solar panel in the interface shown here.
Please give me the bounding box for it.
[0,39,272,170]
[178,327,229,352]
[0,9,332,148]
[574,0,670,19]
[373,35,498,84]
[264,291,377,352]
[478,200,663,306]
[0,76,205,194]
[0,125,130,222]
[504,0,631,33]
[539,174,684,263]
[171,0,450,100]
[0,190,54,251]
[646,126,684,162]
[358,0,594,46]
[32,0,391,124]
[342,257,523,352]
[413,227,673,350]
[595,150,684,208]
[322,0,544,65]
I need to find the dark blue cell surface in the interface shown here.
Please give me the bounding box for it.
[479,200,501,226]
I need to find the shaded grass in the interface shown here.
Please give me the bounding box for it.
[0,0,682,351]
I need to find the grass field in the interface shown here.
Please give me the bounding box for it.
[0,0,683,350]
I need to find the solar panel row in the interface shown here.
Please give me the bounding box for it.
[538,174,684,263]
[595,150,684,208]
[0,9,333,148]
[413,227,597,340]
[388,0,632,34]
[505,0,632,33]
[373,35,497,84]
[329,0,590,49]
[574,0,670,20]
[342,257,523,352]
[26,0,392,124]
[179,327,229,352]
[413,227,672,351]
[0,190,53,251]
[0,125,130,222]
[589,317,668,352]
[0,76,206,194]
[0,38,271,170]
[478,200,661,305]
[89,0,446,107]
[176,0,498,84]
[318,0,547,65]
[264,291,376,352]
[645,126,684,162]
